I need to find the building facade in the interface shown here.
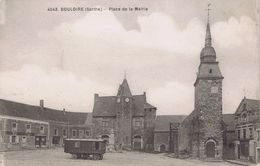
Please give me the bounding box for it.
[154,115,186,153]
[0,99,92,151]
[222,114,236,160]
[92,78,156,151]
[234,98,260,163]
[179,19,224,160]
[0,115,49,150]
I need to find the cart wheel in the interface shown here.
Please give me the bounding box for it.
[82,154,89,159]
[72,154,77,159]
[76,154,81,159]
[93,154,99,160]
[99,154,103,160]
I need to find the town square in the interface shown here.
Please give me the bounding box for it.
[0,0,259,166]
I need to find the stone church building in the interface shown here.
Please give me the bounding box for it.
[92,78,157,151]
[179,19,224,160]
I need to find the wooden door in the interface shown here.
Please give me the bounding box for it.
[206,142,215,158]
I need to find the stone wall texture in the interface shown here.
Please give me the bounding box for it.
[179,79,223,160]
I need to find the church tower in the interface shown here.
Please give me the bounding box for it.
[115,78,133,149]
[193,15,224,159]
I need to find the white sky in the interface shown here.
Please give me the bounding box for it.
[0,0,259,115]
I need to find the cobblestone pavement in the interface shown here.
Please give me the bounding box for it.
[2,148,237,166]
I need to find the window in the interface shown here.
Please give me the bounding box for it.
[63,129,67,137]
[10,135,19,144]
[102,121,108,127]
[238,130,240,140]
[72,130,77,137]
[134,118,143,127]
[11,135,16,143]
[249,128,253,138]
[79,130,84,138]
[135,120,142,127]
[25,124,31,133]
[12,122,17,131]
[85,130,90,136]
[40,125,44,133]
[211,87,218,93]
[209,69,212,73]
[243,103,246,110]
[54,128,58,136]
[75,141,80,148]
[243,129,246,139]
[22,136,27,143]
[242,113,247,122]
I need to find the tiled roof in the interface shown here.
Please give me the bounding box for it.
[117,79,132,97]
[155,115,187,131]
[93,79,156,117]
[235,98,260,115]
[133,95,156,116]
[222,114,236,131]
[144,102,156,109]
[244,98,260,111]
[93,95,156,117]
[0,99,90,125]
[93,96,117,117]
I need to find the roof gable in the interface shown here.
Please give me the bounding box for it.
[117,79,132,97]
[93,94,156,117]
[235,98,260,115]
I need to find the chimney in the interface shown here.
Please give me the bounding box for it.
[40,99,44,108]
[94,93,99,101]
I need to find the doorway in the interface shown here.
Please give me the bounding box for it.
[35,136,46,148]
[206,141,215,158]
[133,135,142,150]
[160,144,166,152]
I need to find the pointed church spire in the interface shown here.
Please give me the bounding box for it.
[200,3,216,62]
[205,3,212,47]
[117,76,132,97]
[205,22,212,47]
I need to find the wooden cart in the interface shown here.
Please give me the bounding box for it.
[64,139,106,160]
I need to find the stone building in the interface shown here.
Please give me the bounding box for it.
[179,19,224,160]
[0,99,92,151]
[92,78,156,151]
[222,114,236,160]
[154,115,186,153]
[234,97,260,163]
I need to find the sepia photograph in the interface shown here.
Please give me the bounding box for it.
[0,0,259,165]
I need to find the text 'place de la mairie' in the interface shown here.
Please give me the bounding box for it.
[0,13,259,165]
